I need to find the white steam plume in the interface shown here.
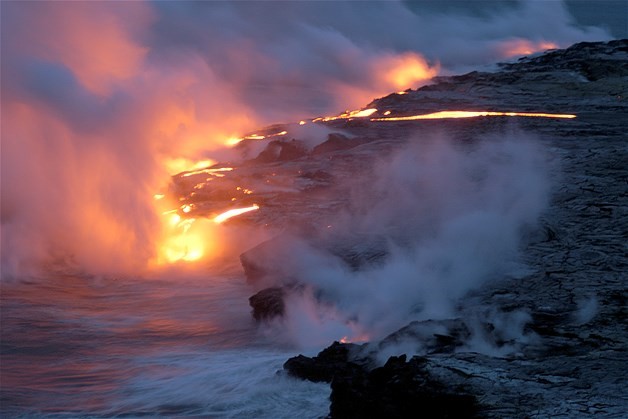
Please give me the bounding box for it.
[268,132,550,348]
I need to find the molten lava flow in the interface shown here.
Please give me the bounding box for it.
[155,202,260,265]
[164,158,216,176]
[226,130,289,147]
[313,108,377,122]
[156,212,207,264]
[213,205,260,224]
[181,167,234,178]
[225,137,243,147]
[371,110,576,121]
[245,130,288,140]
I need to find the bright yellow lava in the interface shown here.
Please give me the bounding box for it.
[313,108,378,122]
[371,110,576,121]
[181,167,234,178]
[225,137,244,146]
[213,205,260,224]
[155,211,206,263]
[227,130,289,146]
[165,158,216,175]
[244,130,288,141]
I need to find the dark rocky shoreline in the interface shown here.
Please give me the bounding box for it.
[285,342,480,418]
[279,40,627,417]
[176,40,628,417]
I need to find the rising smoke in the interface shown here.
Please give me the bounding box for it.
[1,1,609,278]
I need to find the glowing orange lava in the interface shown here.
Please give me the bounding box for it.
[371,110,576,121]
[226,130,289,147]
[155,211,207,264]
[313,108,378,122]
[181,167,233,178]
[213,205,260,224]
[164,158,216,176]
[244,130,287,140]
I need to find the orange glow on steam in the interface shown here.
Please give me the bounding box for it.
[339,332,370,344]
[165,158,216,176]
[499,39,558,58]
[379,52,439,91]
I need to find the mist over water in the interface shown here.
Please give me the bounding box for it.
[0,0,613,416]
[0,271,329,417]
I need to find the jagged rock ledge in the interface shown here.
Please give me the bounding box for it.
[284,342,480,418]
[236,39,628,418]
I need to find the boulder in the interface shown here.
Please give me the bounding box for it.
[330,354,479,419]
[311,133,369,155]
[240,235,295,286]
[249,287,285,321]
[283,341,368,383]
[284,341,479,418]
[254,139,308,163]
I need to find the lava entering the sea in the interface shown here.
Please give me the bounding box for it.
[153,106,576,267]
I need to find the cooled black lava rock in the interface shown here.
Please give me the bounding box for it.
[284,342,479,418]
[249,287,285,321]
[378,318,471,355]
[254,139,308,163]
[311,133,369,155]
[326,238,390,271]
[283,341,368,383]
[240,233,391,287]
[330,355,479,419]
[240,235,293,286]
[247,39,627,417]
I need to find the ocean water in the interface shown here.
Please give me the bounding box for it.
[0,269,329,417]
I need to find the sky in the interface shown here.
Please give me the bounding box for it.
[0,0,617,277]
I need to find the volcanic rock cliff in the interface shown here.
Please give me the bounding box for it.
[175,40,628,417]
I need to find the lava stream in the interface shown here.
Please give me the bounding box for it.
[213,205,260,224]
[371,110,576,121]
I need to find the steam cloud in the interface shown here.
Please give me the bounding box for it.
[1,1,609,277]
[261,133,550,348]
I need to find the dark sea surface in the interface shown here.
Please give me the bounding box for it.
[0,268,328,417]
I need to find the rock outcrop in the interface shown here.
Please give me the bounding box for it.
[280,40,628,417]
[284,343,479,418]
[176,40,628,417]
